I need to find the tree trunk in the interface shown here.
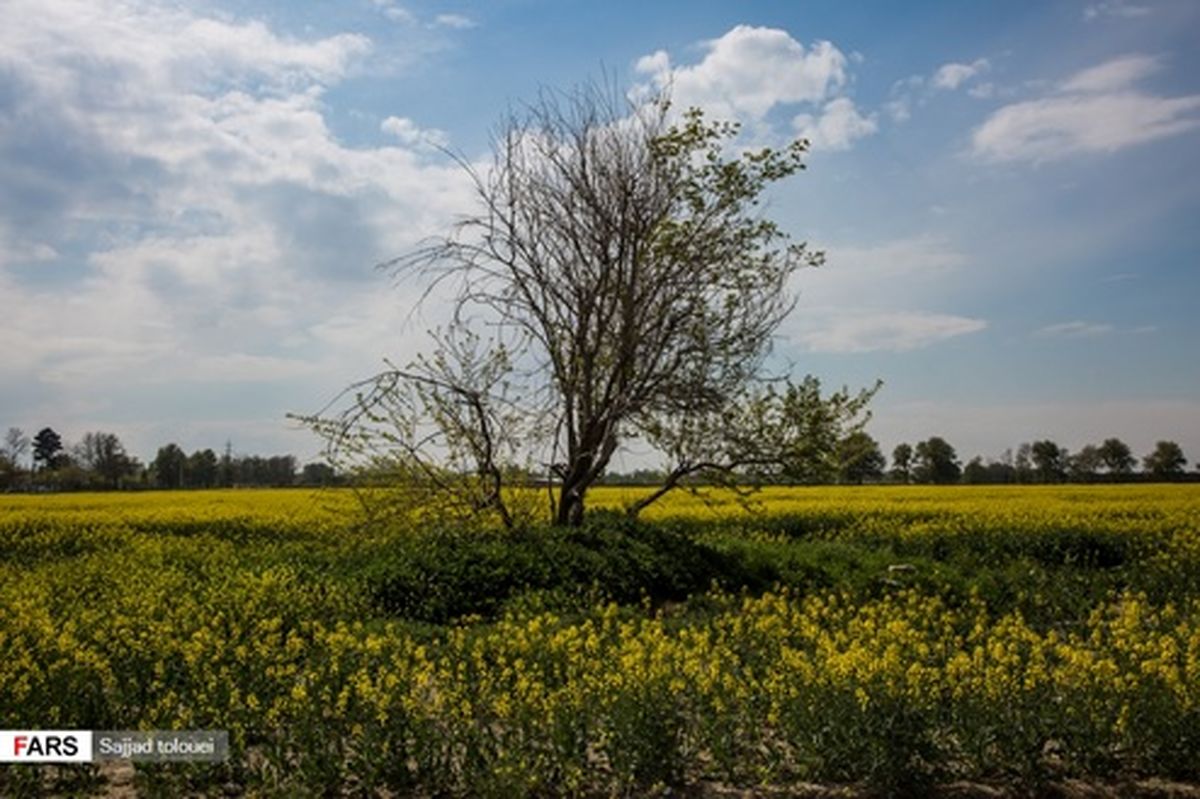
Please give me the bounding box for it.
[555,482,586,526]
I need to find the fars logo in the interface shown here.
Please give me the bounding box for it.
[0,731,93,763]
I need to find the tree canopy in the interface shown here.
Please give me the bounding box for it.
[1143,440,1187,480]
[32,427,63,470]
[913,437,961,484]
[299,85,877,526]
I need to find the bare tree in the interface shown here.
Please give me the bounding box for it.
[2,427,29,467]
[298,84,873,527]
[75,431,135,489]
[0,427,30,490]
[301,329,538,527]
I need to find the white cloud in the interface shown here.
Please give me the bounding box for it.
[2,2,371,91]
[973,94,1200,162]
[385,7,416,23]
[372,0,415,23]
[433,14,476,29]
[381,116,449,148]
[633,26,877,151]
[783,236,983,354]
[792,98,878,151]
[886,58,990,123]
[1084,1,1151,21]
[932,59,989,91]
[796,235,969,308]
[0,0,477,456]
[801,312,987,353]
[1060,54,1160,93]
[1035,321,1115,337]
[883,99,912,123]
[178,354,321,383]
[0,225,58,266]
[635,50,670,76]
[635,25,850,121]
[972,54,1200,163]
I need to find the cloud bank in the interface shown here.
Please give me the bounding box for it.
[0,0,475,456]
[972,54,1200,163]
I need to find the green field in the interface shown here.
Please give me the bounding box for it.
[2,486,1198,796]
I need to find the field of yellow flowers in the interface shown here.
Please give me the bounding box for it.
[1,485,1198,796]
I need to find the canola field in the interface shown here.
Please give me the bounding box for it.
[1,485,1198,796]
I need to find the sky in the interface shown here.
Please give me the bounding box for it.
[1,0,1198,469]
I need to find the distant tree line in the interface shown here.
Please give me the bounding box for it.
[1,423,1193,492]
[603,434,1195,486]
[948,437,1193,485]
[0,426,341,492]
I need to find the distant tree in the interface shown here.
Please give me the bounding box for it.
[1013,442,1035,484]
[1030,439,1067,483]
[1143,440,1186,480]
[73,433,102,472]
[188,449,219,488]
[268,455,297,486]
[0,428,30,490]
[629,468,666,485]
[0,455,16,491]
[599,467,667,486]
[75,431,135,489]
[153,443,188,489]
[300,462,338,486]
[1068,444,1103,482]
[3,427,29,467]
[985,449,1017,483]
[913,437,961,484]
[234,455,259,485]
[1098,437,1135,476]
[95,435,135,488]
[891,443,913,484]
[962,455,988,484]
[125,457,148,488]
[837,431,885,484]
[233,454,297,487]
[219,440,235,488]
[48,455,90,491]
[32,427,63,471]
[962,455,1021,484]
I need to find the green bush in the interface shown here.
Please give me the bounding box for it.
[360,513,772,622]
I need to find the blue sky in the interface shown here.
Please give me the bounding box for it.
[1,0,1198,468]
